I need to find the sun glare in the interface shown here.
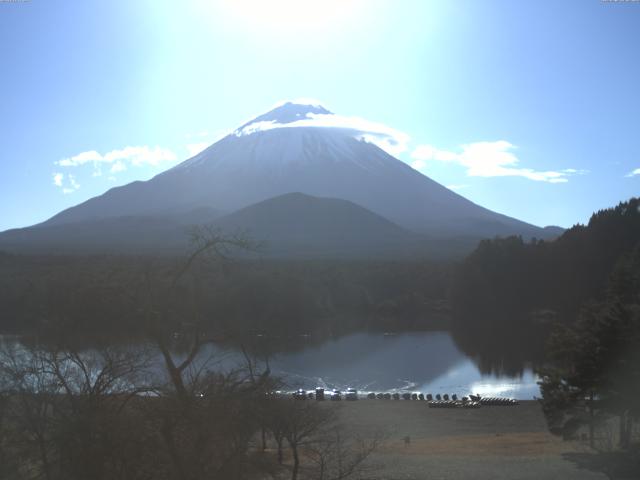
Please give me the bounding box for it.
[219,0,364,33]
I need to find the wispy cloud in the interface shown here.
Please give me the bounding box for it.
[52,172,80,194]
[56,146,177,171]
[62,174,80,194]
[52,172,64,187]
[237,112,410,157]
[52,146,178,192]
[110,160,127,174]
[57,150,102,167]
[626,168,640,177]
[411,141,587,183]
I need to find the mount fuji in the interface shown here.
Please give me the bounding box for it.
[0,101,560,257]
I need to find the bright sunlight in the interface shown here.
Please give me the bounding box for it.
[218,0,365,33]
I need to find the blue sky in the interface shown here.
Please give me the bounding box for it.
[1,0,639,231]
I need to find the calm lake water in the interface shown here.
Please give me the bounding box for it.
[201,331,540,400]
[1,331,540,400]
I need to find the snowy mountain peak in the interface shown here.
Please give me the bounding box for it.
[236,101,332,134]
[31,100,550,245]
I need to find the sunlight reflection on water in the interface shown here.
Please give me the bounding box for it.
[262,332,540,399]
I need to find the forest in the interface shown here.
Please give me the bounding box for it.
[0,234,451,343]
[450,198,640,370]
[451,198,640,454]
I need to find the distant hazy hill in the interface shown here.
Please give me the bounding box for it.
[214,192,423,257]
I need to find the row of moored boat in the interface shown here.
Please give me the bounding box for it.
[291,388,518,406]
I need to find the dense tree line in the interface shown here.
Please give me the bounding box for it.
[451,198,640,371]
[0,251,451,341]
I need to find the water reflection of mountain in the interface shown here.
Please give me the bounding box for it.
[450,313,546,376]
[267,332,466,391]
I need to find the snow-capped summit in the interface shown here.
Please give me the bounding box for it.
[236,101,332,133]
[174,99,402,172]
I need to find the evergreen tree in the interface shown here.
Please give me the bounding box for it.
[538,244,640,449]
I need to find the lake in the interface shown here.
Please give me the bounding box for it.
[198,331,540,399]
[1,331,540,400]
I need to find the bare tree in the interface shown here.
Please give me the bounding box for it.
[143,227,255,398]
[0,342,62,480]
[280,401,336,480]
[307,426,385,480]
[264,397,385,480]
[0,377,10,479]
[264,395,293,465]
[0,341,152,480]
[132,227,275,480]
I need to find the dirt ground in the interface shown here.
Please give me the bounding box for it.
[329,400,612,480]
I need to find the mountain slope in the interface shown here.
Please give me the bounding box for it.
[39,102,553,241]
[0,213,208,254]
[0,193,428,257]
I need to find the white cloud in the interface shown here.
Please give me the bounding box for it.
[305,113,410,157]
[56,145,177,173]
[57,150,102,167]
[52,172,64,187]
[58,173,80,194]
[53,145,178,189]
[357,131,409,158]
[410,141,587,184]
[52,172,80,193]
[236,112,410,157]
[626,168,640,177]
[103,146,176,167]
[110,160,127,173]
[69,174,79,189]
[54,144,177,193]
